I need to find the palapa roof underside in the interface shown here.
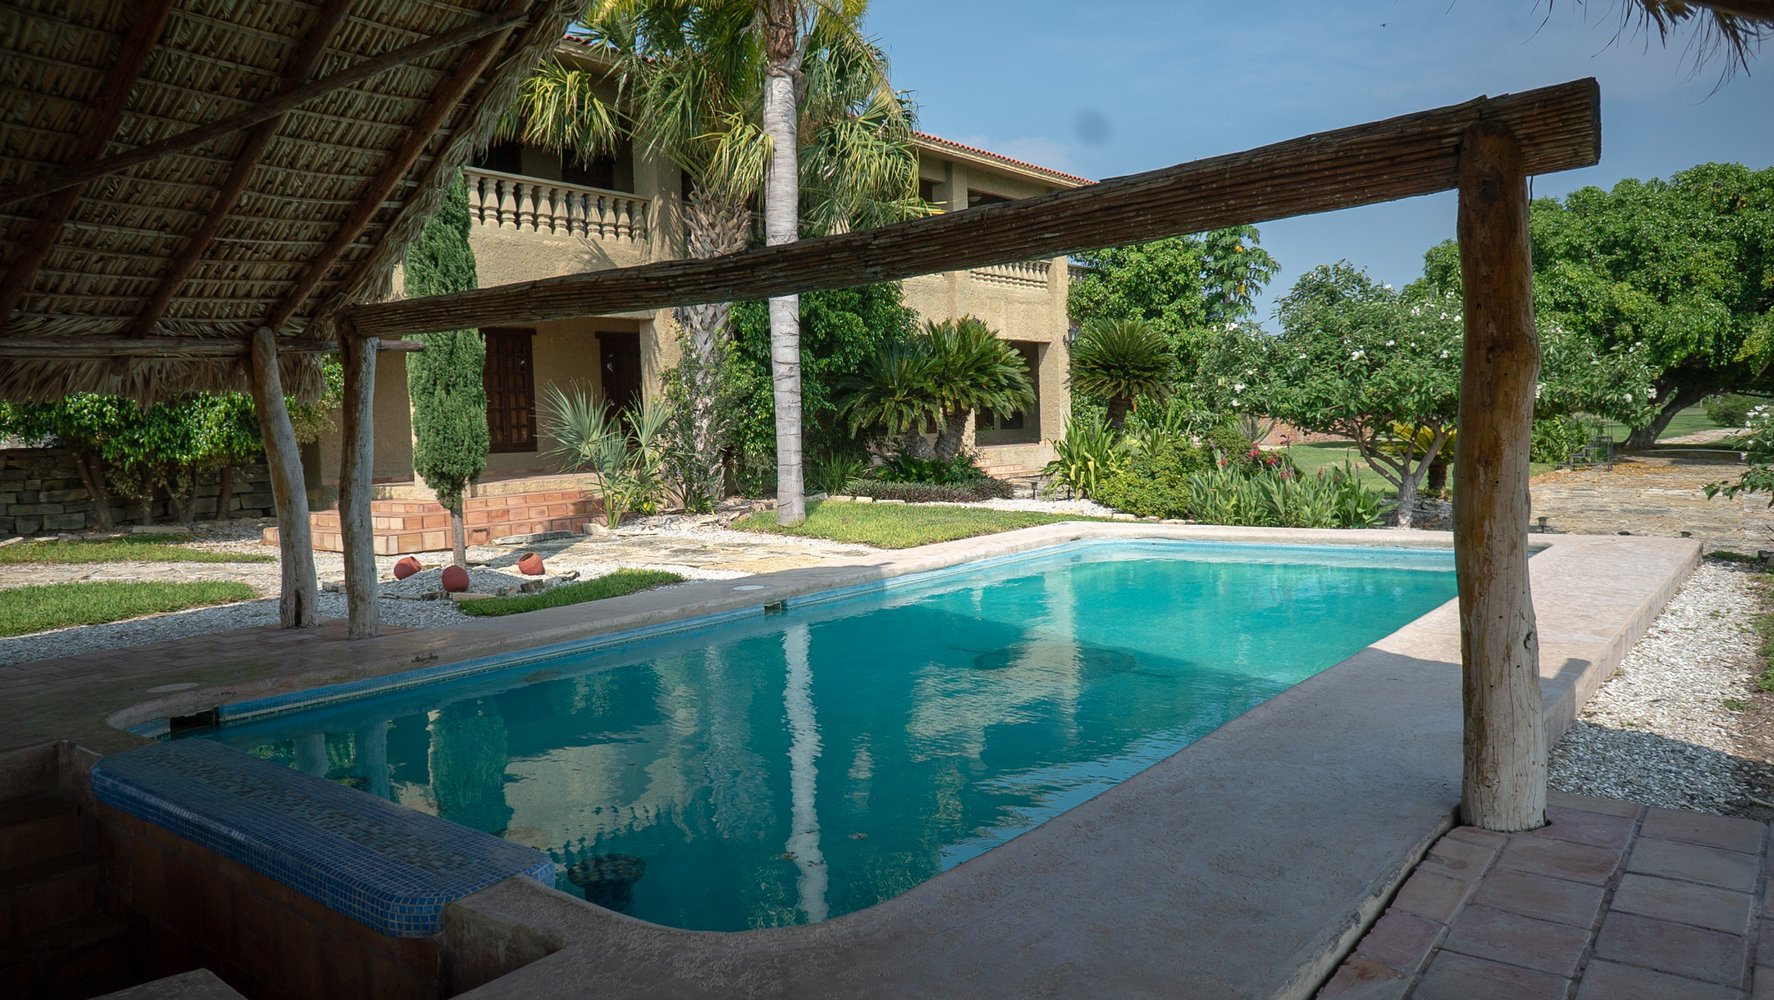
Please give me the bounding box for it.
[0,0,575,403]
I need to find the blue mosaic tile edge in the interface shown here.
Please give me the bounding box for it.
[92,740,554,938]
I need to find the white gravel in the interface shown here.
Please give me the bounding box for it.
[1549,560,1763,813]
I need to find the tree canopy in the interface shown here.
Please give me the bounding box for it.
[1068,226,1281,349]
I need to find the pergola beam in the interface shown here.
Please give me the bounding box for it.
[0,9,528,211]
[0,0,178,330]
[261,0,532,332]
[125,0,357,346]
[346,79,1601,339]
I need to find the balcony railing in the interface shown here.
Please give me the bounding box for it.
[970,259,1051,288]
[465,167,649,242]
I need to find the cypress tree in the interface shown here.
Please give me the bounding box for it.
[404,175,488,568]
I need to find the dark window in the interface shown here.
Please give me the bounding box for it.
[482,328,536,453]
[562,154,617,190]
[597,332,643,422]
[968,189,1013,209]
[919,178,939,204]
[979,341,1039,436]
[474,140,524,175]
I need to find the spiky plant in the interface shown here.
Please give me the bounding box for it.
[924,317,1037,461]
[836,341,942,458]
[1066,317,1179,431]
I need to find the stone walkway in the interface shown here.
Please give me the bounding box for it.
[1531,455,1772,555]
[1320,791,1773,999]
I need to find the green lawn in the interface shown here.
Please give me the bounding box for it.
[456,569,685,617]
[1282,441,1559,494]
[0,534,274,565]
[0,580,258,637]
[734,501,1106,548]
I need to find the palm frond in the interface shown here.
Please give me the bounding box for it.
[1555,1,1769,78]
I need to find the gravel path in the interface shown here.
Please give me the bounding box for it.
[1549,559,1763,813]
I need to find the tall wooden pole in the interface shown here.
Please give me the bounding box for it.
[1454,121,1545,832]
[338,331,381,639]
[249,328,320,629]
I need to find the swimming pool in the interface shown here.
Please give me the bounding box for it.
[197,540,1456,931]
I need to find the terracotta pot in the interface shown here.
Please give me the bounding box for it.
[441,565,470,593]
[516,552,545,576]
[392,556,422,580]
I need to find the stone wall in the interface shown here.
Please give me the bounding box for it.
[0,447,277,537]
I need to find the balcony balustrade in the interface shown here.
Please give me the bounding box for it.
[465,167,649,242]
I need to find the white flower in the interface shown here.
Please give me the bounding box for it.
[1382,283,1394,291]
[1535,383,1544,400]
[1350,350,1364,360]
[1225,322,1238,332]
[1623,393,1633,403]
[1232,383,1245,393]
[1646,386,1657,399]
[1385,340,1395,347]
[1439,350,1450,359]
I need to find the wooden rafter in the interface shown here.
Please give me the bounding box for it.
[0,337,421,360]
[0,8,528,211]
[0,0,178,333]
[262,0,532,332]
[346,80,1602,339]
[125,0,357,344]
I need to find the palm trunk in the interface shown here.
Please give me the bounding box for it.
[675,190,750,507]
[896,430,934,461]
[933,409,969,462]
[1106,397,1132,431]
[764,2,806,527]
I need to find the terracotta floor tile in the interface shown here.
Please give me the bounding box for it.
[1594,911,1747,987]
[1575,960,1744,1000]
[1442,904,1590,977]
[1642,809,1768,856]
[1629,838,1763,893]
[1470,868,1607,927]
[1497,834,1625,885]
[1612,873,1755,935]
[1412,952,1570,1000]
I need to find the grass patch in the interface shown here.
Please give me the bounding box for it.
[0,534,274,565]
[455,569,684,617]
[734,501,1106,549]
[0,580,257,637]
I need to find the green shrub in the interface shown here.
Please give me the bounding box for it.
[878,453,990,485]
[1044,410,1127,498]
[843,478,1013,503]
[808,451,872,495]
[1531,414,1596,464]
[1204,422,1254,463]
[1092,444,1210,518]
[1704,393,1759,428]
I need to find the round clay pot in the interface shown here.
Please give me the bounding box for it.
[441,565,470,593]
[392,556,422,580]
[516,552,545,576]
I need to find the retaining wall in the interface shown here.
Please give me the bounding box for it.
[0,447,275,537]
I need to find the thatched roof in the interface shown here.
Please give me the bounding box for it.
[0,0,576,403]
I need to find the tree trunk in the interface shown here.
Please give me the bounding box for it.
[1454,122,1545,833]
[72,451,114,530]
[764,2,806,527]
[450,506,467,570]
[896,430,934,461]
[249,327,319,629]
[216,464,235,521]
[1623,388,1691,450]
[1428,457,1448,494]
[933,409,969,462]
[674,189,749,507]
[338,331,380,638]
[1394,470,1418,529]
[1106,396,1131,431]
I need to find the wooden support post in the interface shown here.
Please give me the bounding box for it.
[1454,121,1546,832]
[249,328,320,629]
[338,331,381,639]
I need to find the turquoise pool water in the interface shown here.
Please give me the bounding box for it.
[200,541,1456,931]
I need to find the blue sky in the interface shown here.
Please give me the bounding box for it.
[863,1,1773,327]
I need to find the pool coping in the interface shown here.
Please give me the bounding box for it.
[2,523,1699,997]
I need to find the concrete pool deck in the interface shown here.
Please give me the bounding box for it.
[0,524,1701,997]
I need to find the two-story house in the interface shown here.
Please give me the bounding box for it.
[307,38,1087,550]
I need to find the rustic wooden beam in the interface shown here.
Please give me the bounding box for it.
[347,79,1601,339]
[124,0,357,349]
[0,9,529,210]
[0,0,177,331]
[1454,121,1546,833]
[249,328,320,630]
[0,337,420,359]
[337,332,381,639]
[261,0,531,333]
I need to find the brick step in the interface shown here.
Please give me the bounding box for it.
[0,794,82,871]
[0,851,101,944]
[0,912,140,1000]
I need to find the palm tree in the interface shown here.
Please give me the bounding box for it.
[924,317,1036,462]
[1067,317,1179,431]
[836,340,941,458]
[507,1,918,513]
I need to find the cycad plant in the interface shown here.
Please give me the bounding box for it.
[836,340,940,458]
[925,317,1036,461]
[539,384,672,528]
[1067,317,1179,430]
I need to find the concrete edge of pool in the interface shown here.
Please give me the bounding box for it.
[6,524,1700,998]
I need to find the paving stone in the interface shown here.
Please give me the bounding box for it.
[1546,789,1645,819]
[1754,966,1774,1000]
[1575,960,1745,1000]
[1441,903,1591,977]
[1612,873,1754,935]
[1496,834,1625,885]
[1469,868,1607,927]
[1444,826,1508,848]
[1353,910,1443,974]
[1642,809,1768,855]
[1535,804,1638,850]
[1313,954,1409,1000]
[1595,911,1748,987]
[1419,834,1500,882]
[1390,869,1473,923]
[1629,837,1763,892]
[1411,951,1570,1000]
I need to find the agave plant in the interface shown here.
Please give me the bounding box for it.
[539,383,673,528]
[1067,317,1180,430]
